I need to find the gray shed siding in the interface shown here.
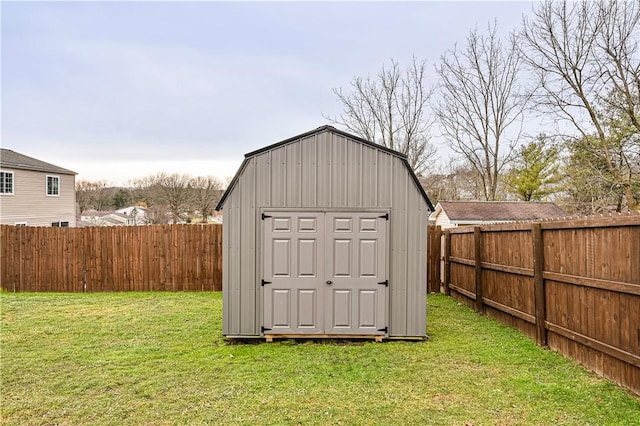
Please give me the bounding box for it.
[221,129,429,337]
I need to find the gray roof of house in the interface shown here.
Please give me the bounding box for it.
[0,148,76,175]
[438,201,567,222]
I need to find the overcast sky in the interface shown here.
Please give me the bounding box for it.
[2,1,536,185]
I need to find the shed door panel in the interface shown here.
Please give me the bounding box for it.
[263,213,324,334]
[325,213,387,334]
[263,211,387,335]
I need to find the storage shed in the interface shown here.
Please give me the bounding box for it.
[215,126,434,340]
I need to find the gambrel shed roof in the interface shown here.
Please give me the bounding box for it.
[216,125,433,211]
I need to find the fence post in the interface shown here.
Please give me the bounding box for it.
[16,226,21,292]
[435,225,443,293]
[532,222,547,346]
[426,225,431,292]
[443,229,451,296]
[474,226,484,313]
[427,225,442,293]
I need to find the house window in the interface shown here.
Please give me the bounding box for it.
[51,221,69,227]
[0,171,14,194]
[15,222,27,226]
[47,175,60,196]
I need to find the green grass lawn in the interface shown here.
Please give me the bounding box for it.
[1,292,638,425]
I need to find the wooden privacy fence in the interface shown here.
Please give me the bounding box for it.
[442,214,640,395]
[427,225,442,293]
[0,224,223,292]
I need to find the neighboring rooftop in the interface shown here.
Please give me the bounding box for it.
[81,211,131,219]
[436,201,567,222]
[0,148,76,175]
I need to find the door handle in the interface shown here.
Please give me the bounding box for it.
[326,280,333,285]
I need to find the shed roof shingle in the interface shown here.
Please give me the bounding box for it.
[0,149,76,175]
[438,201,567,222]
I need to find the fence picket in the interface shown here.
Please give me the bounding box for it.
[3,218,639,395]
[532,223,547,346]
[441,215,640,396]
[0,224,223,293]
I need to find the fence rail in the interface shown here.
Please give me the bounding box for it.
[0,224,222,292]
[3,218,639,394]
[441,214,640,396]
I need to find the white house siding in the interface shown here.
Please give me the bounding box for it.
[221,129,429,338]
[433,210,454,228]
[0,169,76,227]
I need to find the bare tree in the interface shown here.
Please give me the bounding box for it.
[520,0,640,210]
[144,205,171,225]
[75,180,95,215]
[156,173,193,224]
[434,22,525,201]
[223,176,234,190]
[594,0,640,133]
[129,175,161,207]
[562,123,640,214]
[420,160,487,203]
[190,176,223,222]
[520,1,605,140]
[325,56,436,173]
[75,180,115,213]
[92,181,115,211]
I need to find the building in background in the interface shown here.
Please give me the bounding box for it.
[0,148,77,227]
[429,201,567,229]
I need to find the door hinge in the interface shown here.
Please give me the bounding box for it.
[261,213,272,220]
[378,280,389,287]
[377,327,388,333]
[379,213,389,220]
[261,326,272,333]
[261,279,272,286]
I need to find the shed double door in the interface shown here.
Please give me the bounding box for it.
[262,211,387,335]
